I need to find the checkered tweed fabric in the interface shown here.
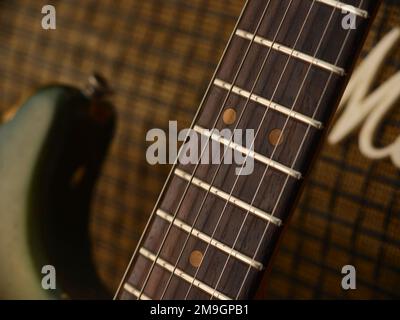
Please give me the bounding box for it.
[1,0,399,299]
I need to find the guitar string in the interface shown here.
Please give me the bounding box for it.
[160,0,299,299]
[113,0,252,299]
[235,0,365,299]
[209,0,357,299]
[187,0,330,299]
[135,0,275,299]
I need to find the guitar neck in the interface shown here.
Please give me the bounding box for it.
[117,0,381,300]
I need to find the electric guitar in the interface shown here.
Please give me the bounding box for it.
[0,74,114,299]
[114,0,382,300]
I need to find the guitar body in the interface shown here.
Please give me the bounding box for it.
[0,83,115,299]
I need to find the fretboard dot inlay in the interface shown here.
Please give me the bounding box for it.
[268,129,284,146]
[223,108,237,125]
[189,250,203,268]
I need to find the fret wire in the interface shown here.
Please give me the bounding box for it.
[113,0,253,300]
[123,283,151,300]
[174,168,283,226]
[234,0,367,299]
[156,209,265,270]
[235,29,346,76]
[193,124,302,179]
[141,0,276,301]
[184,0,310,300]
[139,247,232,300]
[315,0,369,18]
[213,78,323,129]
[162,0,299,300]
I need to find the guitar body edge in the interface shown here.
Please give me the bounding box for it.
[0,84,115,299]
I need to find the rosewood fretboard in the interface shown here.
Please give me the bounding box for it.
[116,0,381,300]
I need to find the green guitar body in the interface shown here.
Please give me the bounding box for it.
[0,83,115,299]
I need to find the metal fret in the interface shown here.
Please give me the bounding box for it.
[139,247,232,300]
[214,78,323,129]
[235,29,346,76]
[174,168,283,226]
[123,283,152,300]
[193,125,302,179]
[315,0,369,18]
[156,209,265,271]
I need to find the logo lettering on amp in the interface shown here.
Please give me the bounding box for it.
[329,28,400,169]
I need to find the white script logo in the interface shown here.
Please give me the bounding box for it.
[329,28,400,168]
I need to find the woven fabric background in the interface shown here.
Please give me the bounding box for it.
[1,0,399,299]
